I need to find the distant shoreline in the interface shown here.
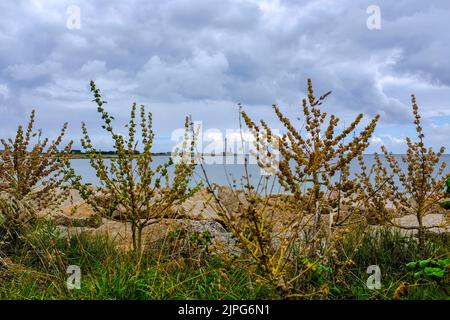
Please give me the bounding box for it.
[69,153,450,159]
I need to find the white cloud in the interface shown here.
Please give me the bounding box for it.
[0,83,10,100]
[4,61,61,81]
[135,50,229,100]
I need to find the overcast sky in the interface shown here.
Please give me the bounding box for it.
[1,0,450,153]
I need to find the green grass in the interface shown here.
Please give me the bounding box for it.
[0,220,448,300]
[0,220,276,300]
[331,227,449,299]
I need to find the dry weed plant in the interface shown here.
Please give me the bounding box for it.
[65,81,200,252]
[0,195,34,250]
[0,110,72,249]
[241,79,379,256]
[354,153,400,224]
[362,95,449,248]
[199,133,297,296]
[198,79,379,296]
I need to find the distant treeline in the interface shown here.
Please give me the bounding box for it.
[70,150,171,156]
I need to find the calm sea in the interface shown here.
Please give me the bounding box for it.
[69,154,450,191]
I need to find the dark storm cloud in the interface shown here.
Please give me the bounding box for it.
[0,0,449,152]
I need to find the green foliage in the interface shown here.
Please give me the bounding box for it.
[331,227,449,299]
[439,200,450,210]
[0,220,275,300]
[406,258,450,280]
[301,258,333,286]
[188,230,213,251]
[65,81,200,252]
[1,218,448,300]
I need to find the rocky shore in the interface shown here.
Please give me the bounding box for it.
[40,188,450,253]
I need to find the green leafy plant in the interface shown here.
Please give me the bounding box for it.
[301,258,333,285]
[66,81,200,252]
[406,258,450,295]
[406,258,450,279]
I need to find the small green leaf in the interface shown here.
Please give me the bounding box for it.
[414,271,423,278]
[418,259,432,268]
[423,267,445,278]
[437,259,450,269]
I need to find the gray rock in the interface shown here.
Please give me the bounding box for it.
[55,225,96,238]
[393,214,450,235]
[55,217,239,255]
[52,213,102,228]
